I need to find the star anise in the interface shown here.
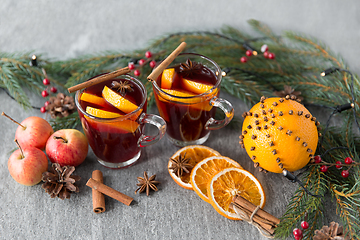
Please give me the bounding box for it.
[41,163,81,200]
[274,85,303,101]
[168,153,193,178]
[111,80,133,96]
[179,59,202,77]
[135,171,160,196]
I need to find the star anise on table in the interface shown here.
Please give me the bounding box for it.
[41,163,81,200]
[179,59,202,77]
[135,171,160,196]
[168,153,193,178]
[111,80,133,96]
[313,221,349,240]
[274,85,303,101]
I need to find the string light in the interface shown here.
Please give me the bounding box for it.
[243,43,258,56]
[30,54,37,67]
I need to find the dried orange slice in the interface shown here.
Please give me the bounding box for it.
[190,156,242,203]
[182,78,214,95]
[102,86,138,113]
[207,167,265,220]
[168,145,221,190]
[161,68,176,89]
[86,106,122,118]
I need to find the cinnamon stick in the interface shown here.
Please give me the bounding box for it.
[86,178,133,206]
[147,42,187,82]
[231,195,280,237]
[67,67,131,93]
[91,170,105,213]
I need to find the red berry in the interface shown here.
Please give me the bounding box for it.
[314,155,322,163]
[134,70,141,76]
[341,170,349,178]
[40,106,46,113]
[261,44,268,53]
[344,157,353,164]
[145,51,152,58]
[293,228,303,239]
[263,51,269,58]
[240,57,248,63]
[128,62,135,70]
[335,161,343,169]
[149,60,156,68]
[268,52,275,59]
[41,90,49,97]
[301,221,309,230]
[320,165,328,173]
[44,101,50,107]
[138,59,146,65]
[43,78,50,85]
[50,87,57,93]
[245,50,252,56]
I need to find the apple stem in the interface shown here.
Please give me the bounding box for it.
[14,139,24,158]
[54,136,68,143]
[2,112,26,130]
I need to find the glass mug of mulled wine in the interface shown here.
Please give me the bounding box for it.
[152,53,234,147]
[75,74,166,169]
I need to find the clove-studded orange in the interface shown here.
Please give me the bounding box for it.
[240,96,320,173]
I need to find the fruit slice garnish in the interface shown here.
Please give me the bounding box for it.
[86,106,122,118]
[80,92,107,107]
[168,145,221,190]
[158,89,214,111]
[190,156,242,203]
[161,68,176,89]
[102,86,138,113]
[207,167,266,220]
[182,78,214,95]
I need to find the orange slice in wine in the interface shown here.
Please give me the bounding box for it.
[161,68,176,89]
[102,86,138,113]
[85,106,122,118]
[182,79,214,95]
[80,92,107,107]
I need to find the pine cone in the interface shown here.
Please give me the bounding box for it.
[41,163,81,200]
[313,222,349,240]
[45,93,76,118]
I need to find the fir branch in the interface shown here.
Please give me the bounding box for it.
[49,112,80,132]
[247,19,281,45]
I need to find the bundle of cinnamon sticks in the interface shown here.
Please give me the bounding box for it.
[231,195,280,238]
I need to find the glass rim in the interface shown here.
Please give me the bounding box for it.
[152,53,222,100]
[75,74,146,122]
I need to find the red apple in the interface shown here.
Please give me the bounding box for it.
[8,140,48,186]
[46,129,89,167]
[2,112,53,150]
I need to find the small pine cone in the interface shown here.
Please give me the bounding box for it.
[45,93,76,118]
[41,163,81,200]
[313,222,349,240]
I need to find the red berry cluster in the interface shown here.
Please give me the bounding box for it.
[240,44,275,63]
[128,51,157,77]
[40,71,58,113]
[314,155,354,178]
[293,221,309,240]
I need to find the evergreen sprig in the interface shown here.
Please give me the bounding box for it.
[1,19,360,239]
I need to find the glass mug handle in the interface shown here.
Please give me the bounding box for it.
[205,97,234,130]
[137,113,167,147]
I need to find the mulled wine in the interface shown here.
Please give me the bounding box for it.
[152,53,234,147]
[75,74,166,168]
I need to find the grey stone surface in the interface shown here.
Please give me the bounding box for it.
[0,1,358,240]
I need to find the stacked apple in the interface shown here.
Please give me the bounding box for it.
[3,113,88,186]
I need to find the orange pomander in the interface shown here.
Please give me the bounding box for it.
[240,96,320,173]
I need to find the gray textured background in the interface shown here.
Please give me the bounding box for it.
[0,1,358,240]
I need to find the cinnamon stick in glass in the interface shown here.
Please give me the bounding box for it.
[147,42,187,82]
[67,67,131,93]
[91,170,105,213]
[86,178,133,206]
